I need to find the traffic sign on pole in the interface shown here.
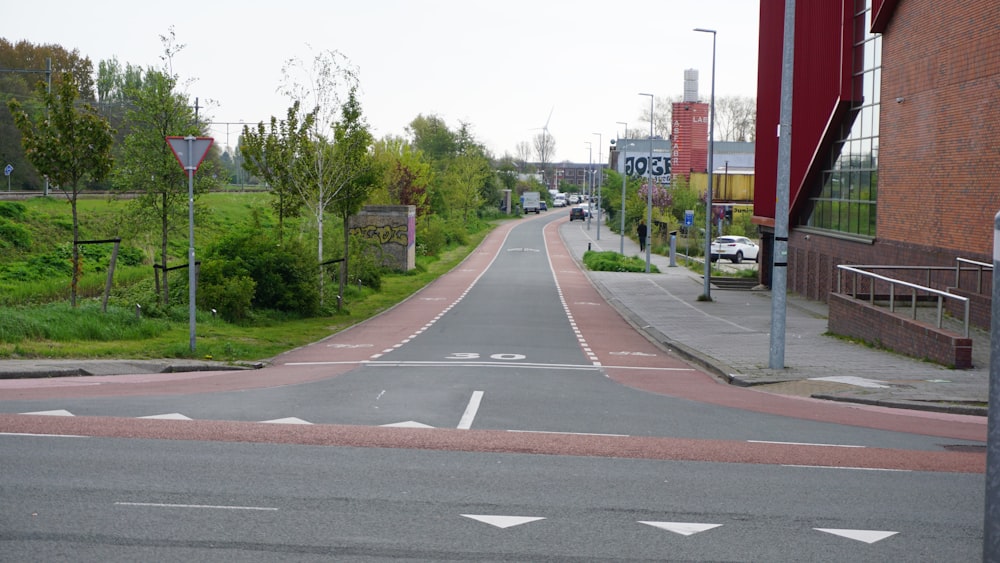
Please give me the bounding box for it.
[166,136,213,172]
[165,135,214,353]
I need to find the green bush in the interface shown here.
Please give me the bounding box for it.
[582,250,660,273]
[200,226,320,318]
[348,236,385,290]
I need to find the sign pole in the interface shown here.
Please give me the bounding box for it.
[186,137,196,353]
[984,211,1000,558]
[166,135,214,354]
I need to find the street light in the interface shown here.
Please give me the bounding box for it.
[695,27,717,301]
[593,132,602,240]
[616,121,628,255]
[584,141,592,230]
[639,93,654,273]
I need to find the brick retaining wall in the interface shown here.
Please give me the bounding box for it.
[828,293,972,369]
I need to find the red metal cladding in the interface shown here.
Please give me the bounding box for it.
[753,0,855,223]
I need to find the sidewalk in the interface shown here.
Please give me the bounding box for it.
[559,217,990,417]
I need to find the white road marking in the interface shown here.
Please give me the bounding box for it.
[809,376,890,388]
[365,360,601,371]
[115,502,277,511]
[260,417,313,425]
[461,514,545,529]
[783,465,911,472]
[139,413,192,420]
[0,432,87,438]
[748,440,865,448]
[507,429,628,437]
[381,421,435,428]
[814,528,898,544]
[21,409,74,416]
[638,521,722,536]
[285,361,367,366]
[457,390,484,430]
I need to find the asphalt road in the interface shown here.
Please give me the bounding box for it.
[0,212,986,561]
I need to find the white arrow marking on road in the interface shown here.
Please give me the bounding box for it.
[139,413,192,420]
[21,410,75,416]
[260,417,313,425]
[638,521,722,536]
[326,343,373,349]
[609,351,657,357]
[814,528,898,544]
[381,421,435,428]
[461,515,546,529]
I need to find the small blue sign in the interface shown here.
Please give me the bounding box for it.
[4,164,12,177]
[684,209,694,226]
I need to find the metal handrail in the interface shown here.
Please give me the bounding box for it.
[836,264,970,337]
[955,257,993,294]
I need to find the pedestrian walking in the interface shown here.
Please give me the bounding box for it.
[637,221,647,252]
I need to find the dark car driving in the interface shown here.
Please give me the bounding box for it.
[569,207,586,221]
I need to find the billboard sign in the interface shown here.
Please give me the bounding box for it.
[618,152,671,185]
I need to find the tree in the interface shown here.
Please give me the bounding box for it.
[716,95,757,142]
[372,136,432,216]
[637,94,681,139]
[514,141,532,172]
[328,88,380,311]
[533,131,555,188]
[7,72,114,306]
[240,101,312,242]
[110,67,214,306]
[1,39,98,190]
[446,150,491,224]
[284,51,371,309]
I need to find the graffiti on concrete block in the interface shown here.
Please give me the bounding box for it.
[349,223,409,246]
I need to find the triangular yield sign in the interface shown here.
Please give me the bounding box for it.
[139,413,192,420]
[261,417,313,425]
[638,521,722,536]
[381,421,434,428]
[22,409,74,416]
[814,528,898,544]
[461,515,545,529]
[166,136,214,172]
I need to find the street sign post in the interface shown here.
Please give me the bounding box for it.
[5,164,12,192]
[166,136,214,352]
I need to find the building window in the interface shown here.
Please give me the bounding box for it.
[805,0,881,237]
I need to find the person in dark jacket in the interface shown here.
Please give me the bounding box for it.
[637,221,647,252]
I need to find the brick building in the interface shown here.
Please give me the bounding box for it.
[753,0,1000,321]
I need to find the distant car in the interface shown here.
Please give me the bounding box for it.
[710,236,759,264]
[539,200,548,211]
[568,194,580,204]
[553,197,567,207]
[569,207,586,221]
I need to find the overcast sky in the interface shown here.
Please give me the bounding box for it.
[8,0,760,163]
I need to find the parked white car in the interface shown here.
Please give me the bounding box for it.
[710,236,759,264]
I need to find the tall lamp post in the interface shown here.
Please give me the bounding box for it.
[593,132,602,239]
[638,93,654,273]
[616,121,628,255]
[694,27,717,300]
[584,141,592,230]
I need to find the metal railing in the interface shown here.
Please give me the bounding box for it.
[955,257,993,294]
[836,264,970,337]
